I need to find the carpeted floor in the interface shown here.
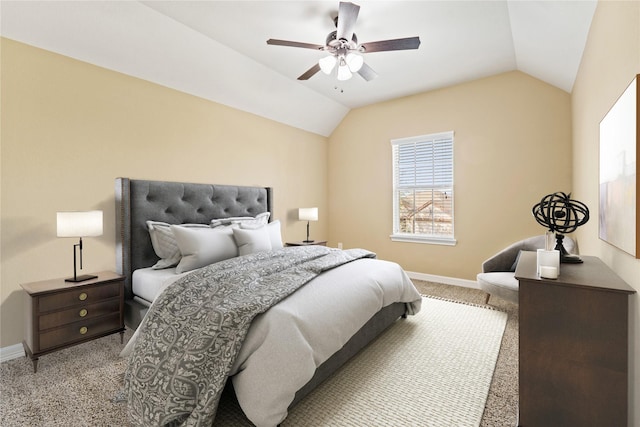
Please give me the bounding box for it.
[0,280,518,426]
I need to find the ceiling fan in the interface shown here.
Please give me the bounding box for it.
[266,1,420,82]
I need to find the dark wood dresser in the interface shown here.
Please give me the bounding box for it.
[515,252,635,426]
[21,271,125,372]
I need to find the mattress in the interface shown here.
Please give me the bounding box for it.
[131,267,187,304]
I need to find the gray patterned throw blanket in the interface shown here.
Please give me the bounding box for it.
[124,246,375,426]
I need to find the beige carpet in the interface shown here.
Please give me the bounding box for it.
[0,283,516,426]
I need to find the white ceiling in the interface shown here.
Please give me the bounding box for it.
[1,1,596,136]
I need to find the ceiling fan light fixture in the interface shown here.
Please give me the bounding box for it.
[337,62,353,81]
[267,2,420,82]
[345,52,363,72]
[319,55,337,74]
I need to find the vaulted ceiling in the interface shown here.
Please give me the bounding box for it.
[1,1,596,136]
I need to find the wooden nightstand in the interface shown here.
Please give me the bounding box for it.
[21,271,125,372]
[285,240,328,246]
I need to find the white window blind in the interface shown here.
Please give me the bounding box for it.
[391,131,455,245]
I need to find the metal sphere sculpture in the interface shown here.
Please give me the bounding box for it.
[532,192,589,263]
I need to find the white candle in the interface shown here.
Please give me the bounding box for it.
[540,265,558,279]
[537,249,560,276]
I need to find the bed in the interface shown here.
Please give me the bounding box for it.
[115,177,422,426]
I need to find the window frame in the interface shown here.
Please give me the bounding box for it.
[390,131,456,246]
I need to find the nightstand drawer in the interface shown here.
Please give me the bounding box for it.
[39,312,122,351]
[39,299,120,330]
[38,281,121,313]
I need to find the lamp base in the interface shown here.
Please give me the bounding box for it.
[65,274,98,283]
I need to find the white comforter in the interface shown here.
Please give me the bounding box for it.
[123,255,421,427]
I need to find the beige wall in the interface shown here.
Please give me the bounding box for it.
[3,5,638,422]
[328,71,572,280]
[572,1,640,425]
[0,38,329,347]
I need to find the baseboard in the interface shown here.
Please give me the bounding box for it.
[407,271,479,289]
[0,343,25,363]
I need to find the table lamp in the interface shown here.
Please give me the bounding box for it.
[298,207,318,243]
[57,210,103,282]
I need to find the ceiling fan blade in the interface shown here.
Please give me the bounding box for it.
[336,2,360,42]
[267,39,325,51]
[361,36,421,53]
[298,63,322,80]
[357,63,378,81]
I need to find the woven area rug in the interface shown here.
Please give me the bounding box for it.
[215,296,508,426]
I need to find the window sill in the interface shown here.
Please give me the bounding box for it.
[390,234,457,246]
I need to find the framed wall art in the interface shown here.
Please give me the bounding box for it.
[599,74,639,258]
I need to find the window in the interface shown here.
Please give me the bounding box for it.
[391,131,455,245]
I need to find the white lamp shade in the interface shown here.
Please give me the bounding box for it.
[337,64,352,81]
[345,53,364,72]
[57,211,103,237]
[298,207,318,222]
[319,55,337,74]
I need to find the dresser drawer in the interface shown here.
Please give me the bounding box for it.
[38,281,121,313]
[39,312,122,351]
[39,299,120,331]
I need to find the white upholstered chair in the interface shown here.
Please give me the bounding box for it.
[476,235,576,304]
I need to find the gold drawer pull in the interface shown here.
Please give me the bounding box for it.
[79,326,88,335]
[78,292,88,301]
[79,309,88,317]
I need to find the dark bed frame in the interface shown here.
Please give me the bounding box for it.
[114,177,406,409]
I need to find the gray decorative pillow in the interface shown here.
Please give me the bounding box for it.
[147,221,209,269]
[171,225,239,273]
[211,212,270,228]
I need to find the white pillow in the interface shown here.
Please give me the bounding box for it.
[265,220,283,249]
[147,221,209,269]
[211,212,270,228]
[233,227,272,256]
[234,220,283,255]
[171,225,239,273]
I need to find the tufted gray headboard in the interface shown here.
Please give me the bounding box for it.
[115,178,273,326]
